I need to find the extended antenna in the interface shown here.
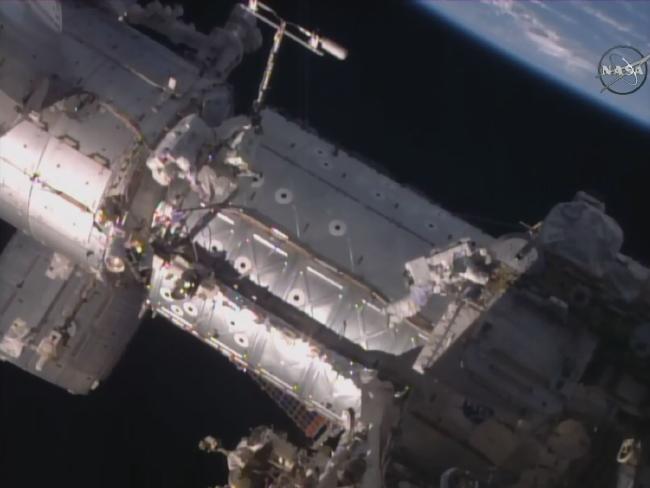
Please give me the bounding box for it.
[242,0,348,119]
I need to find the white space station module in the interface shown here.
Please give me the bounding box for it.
[0,2,649,487]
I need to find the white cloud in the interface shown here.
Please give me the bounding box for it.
[480,0,592,72]
[579,2,632,33]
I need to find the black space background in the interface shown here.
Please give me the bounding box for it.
[0,1,649,487]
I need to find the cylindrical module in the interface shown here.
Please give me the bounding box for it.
[0,118,114,270]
